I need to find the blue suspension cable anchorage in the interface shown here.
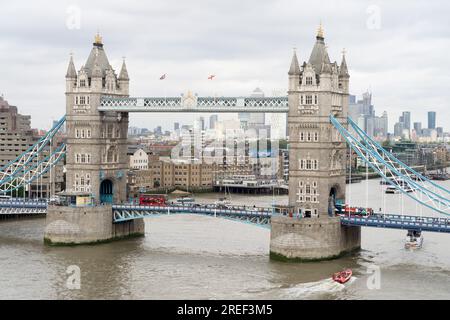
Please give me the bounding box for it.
[0,115,66,183]
[330,115,450,217]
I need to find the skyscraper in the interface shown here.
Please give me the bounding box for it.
[195,117,205,131]
[402,111,411,130]
[428,111,436,129]
[413,122,422,133]
[394,122,404,137]
[209,115,218,130]
[348,91,387,138]
[238,88,265,129]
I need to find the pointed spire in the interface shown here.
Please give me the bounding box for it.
[288,49,300,76]
[339,48,349,77]
[317,22,324,40]
[65,53,77,78]
[119,57,129,80]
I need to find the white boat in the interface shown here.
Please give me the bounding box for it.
[385,186,401,194]
[385,185,414,194]
[405,230,423,249]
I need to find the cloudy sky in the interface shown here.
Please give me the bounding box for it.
[0,0,449,132]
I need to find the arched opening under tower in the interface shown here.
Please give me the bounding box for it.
[100,179,113,204]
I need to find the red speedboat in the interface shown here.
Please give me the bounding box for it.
[332,269,352,284]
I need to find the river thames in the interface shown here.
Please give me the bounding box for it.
[1,178,450,299]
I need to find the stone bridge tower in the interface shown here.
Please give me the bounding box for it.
[44,35,144,245]
[270,26,360,261]
[65,34,129,204]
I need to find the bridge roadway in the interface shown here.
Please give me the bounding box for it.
[1,200,450,233]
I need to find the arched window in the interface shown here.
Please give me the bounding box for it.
[107,147,116,163]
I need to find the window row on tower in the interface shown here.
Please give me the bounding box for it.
[300,95,318,105]
[299,131,319,142]
[75,153,91,164]
[299,159,319,170]
[75,95,90,105]
[75,128,91,139]
[101,124,121,139]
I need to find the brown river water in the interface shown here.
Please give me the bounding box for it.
[1,178,450,299]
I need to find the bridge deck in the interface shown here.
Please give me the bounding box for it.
[2,200,450,233]
[340,213,450,233]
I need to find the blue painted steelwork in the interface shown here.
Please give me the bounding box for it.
[0,200,47,215]
[330,115,450,217]
[2,200,450,234]
[0,144,66,194]
[0,116,66,184]
[112,204,273,226]
[340,213,450,233]
[348,116,450,197]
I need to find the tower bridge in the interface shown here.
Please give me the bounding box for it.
[2,27,450,261]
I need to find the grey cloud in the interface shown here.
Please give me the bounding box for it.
[0,0,449,131]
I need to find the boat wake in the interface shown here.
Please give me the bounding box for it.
[284,277,357,299]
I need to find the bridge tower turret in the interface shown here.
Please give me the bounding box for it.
[270,25,360,261]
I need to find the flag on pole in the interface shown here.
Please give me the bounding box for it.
[208,74,215,80]
[160,74,166,80]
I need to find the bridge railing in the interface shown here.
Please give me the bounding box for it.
[112,204,273,216]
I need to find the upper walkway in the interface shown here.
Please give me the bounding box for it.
[98,96,289,113]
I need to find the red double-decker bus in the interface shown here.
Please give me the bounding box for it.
[139,194,167,206]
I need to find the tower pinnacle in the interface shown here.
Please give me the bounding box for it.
[65,53,77,78]
[339,49,349,77]
[119,57,129,81]
[317,22,324,40]
[94,32,103,47]
[288,49,300,76]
